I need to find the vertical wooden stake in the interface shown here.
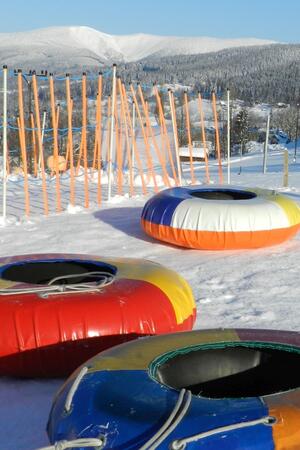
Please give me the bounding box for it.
[283,149,289,187]
[107,64,117,201]
[118,79,134,196]
[32,74,48,215]
[66,74,75,206]
[17,70,30,217]
[184,91,196,184]
[2,65,8,223]
[197,92,210,184]
[82,72,89,208]
[212,90,223,183]
[49,74,62,212]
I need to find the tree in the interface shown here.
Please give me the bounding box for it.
[232,108,249,154]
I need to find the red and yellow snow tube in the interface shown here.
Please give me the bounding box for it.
[0,253,195,377]
[141,185,300,250]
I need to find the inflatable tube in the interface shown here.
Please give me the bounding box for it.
[47,329,300,449]
[141,185,300,250]
[0,253,195,377]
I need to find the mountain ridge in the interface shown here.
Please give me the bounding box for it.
[0,26,277,69]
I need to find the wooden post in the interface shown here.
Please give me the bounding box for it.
[227,88,231,184]
[30,112,38,177]
[211,90,223,184]
[49,74,62,212]
[197,92,210,184]
[17,70,30,217]
[154,85,178,184]
[134,83,158,191]
[66,74,75,206]
[122,83,147,195]
[283,149,289,187]
[107,64,117,201]
[82,72,89,208]
[263,113,270,174]
[32,74,48,215]
[144,99,171,188]
[2,66,7,223]
[118,79,134,196]
[184,91,196,184]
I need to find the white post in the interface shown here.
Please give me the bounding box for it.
[2,65,8,224]
[107,64,117,201]
[168,89,182,185]
[38,109,47,173]
[227,88,231,184]
[263,113,270,174]
[131,101,136,170]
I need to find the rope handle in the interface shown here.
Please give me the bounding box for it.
[35,437,105,450]
[0,270,115,297]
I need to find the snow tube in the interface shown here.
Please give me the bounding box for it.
[141,185,300,250]
[0,253,195,377]
[47,328,300,449]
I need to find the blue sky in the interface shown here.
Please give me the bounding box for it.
[2,0,300,42]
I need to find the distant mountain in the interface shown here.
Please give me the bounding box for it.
[0,26,276,70]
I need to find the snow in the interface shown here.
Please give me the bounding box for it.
[0,26,276,67]
[1,146,300,449]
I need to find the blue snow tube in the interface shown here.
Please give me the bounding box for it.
[47,328,300,449]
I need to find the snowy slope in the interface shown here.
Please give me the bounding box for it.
[0,26,276,68]
[1,148,300,450]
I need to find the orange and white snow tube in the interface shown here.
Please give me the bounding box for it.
[141,185,300,250]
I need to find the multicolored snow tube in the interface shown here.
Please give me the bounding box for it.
[0,253,195,377]
[47,328,300,449]
[141,185,300,250]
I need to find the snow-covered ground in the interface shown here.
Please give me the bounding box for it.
[1,146,300,450]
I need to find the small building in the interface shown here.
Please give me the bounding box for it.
[179,141,212,162]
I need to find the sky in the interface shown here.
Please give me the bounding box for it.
[1,0,300,42]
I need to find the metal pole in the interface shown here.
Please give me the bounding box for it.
[38,109,47,173]
[227,88,231,184]
[2,65,7,224]
[263,113,270,174]
[293,103,299,163]
[168,89,182,185]
[107,64,117,201]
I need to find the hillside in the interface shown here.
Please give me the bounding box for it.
[0,26,275,69]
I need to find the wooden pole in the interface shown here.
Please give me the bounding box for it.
[154,85,178,184]
[107,64,117,201]
[66,74,75,206]
[30,112,38,177]
[122,83,147,195]
[82,72,89,208]
[118,79,134,196]
[17,70,30,217]
[96,73,103,205]
[197,92,210,184]
[144,99,171,188]
[283,149,289,187]
[227,88,231,184]
[263,113,270,174]
[49,74,62,212]
[183,91,196,184]
[212,90,223,183]
[134,83,158,191]
[115,85,123,195]
[32,74,48,215]
[2,66,8,223]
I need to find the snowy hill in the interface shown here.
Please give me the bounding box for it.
[0,26,276,69]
